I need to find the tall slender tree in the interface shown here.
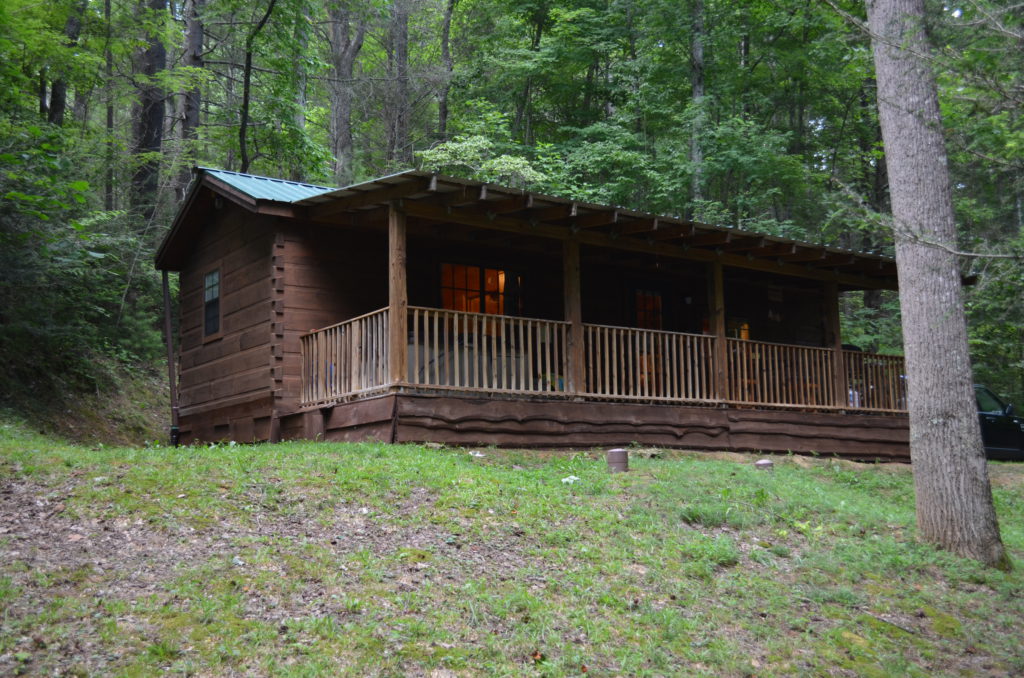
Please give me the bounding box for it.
[131,0,169,223]
[326,0,367,186]
[866,0,1008,568]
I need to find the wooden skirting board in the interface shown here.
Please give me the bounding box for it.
[281,393,910,460]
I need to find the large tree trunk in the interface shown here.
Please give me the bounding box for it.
[177,0,204,199]
[327,1,366,186]
[131,0,168,223]
[866,0,1008,568]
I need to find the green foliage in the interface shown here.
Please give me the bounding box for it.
[0,0,1020,411]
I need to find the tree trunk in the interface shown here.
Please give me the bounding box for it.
[48,0,87,126]
[131,0,168,223]
[689,0,705,209]
[104,0,115,211]
[239,0,278,174]
[178,0,204,199]
[866,0,1008,568]
[437,0,457,140]
[290,4,311,182]
[386,0,412,167]
[513,11,545,145]
[327,1,366,186]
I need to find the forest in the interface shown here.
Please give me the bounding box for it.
[0,0,1021,412]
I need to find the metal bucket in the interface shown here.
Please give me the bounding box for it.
[607,447,629,473]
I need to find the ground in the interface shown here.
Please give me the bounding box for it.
[1,428,1022,676]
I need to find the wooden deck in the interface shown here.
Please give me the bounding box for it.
[299,306,907,414]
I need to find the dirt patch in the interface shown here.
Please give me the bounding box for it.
[988,463,1024,489]
[0,475,537,677]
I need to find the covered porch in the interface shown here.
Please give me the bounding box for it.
[299,305,906,414]
[277,173,907,455]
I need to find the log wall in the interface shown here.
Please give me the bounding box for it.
[177,201,276,439]
[277,225,389,417]
[280,394,910,459]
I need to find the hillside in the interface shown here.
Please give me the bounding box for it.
[1,426,1022,676]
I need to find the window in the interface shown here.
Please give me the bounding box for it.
[441,263,519,315]
[727,318,751,340]
[204,269,221,336]
[976,387,1005,413]
[635,289,663,330]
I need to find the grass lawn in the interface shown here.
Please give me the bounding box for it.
[1,421,1022,677]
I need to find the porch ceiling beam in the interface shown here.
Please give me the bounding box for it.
[400,200,897,290]
[571,209,619,230]
[722,236,768,252]
[482,194,534,214]
[310,177,435,218]
[805,254,858,268]
[527,203,577,222]
[684,230,735,248]
[617,218,668,235]
[746,243,799,257]
[431,186,478,206]
[779,248,828,263]
[647,223,697,241]
[312,205,389,228]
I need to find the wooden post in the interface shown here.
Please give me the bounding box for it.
[824,281,847,408]
[563,239,584,397]
[161,270,180,445]
[708,260,727,401]
[388,203,408,389]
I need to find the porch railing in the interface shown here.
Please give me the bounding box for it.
[408,306,569,395]
[299,306,907,413]
[844,350,907,412]
[584,324,717,402]
[727,338,837,408]
[299,308,389,406]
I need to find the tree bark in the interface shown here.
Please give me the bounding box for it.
[104,0,114,210]
[866,0,1008,568]
[178,0,204,199]
[239,0,279,174]
[437,0,457,140]
[513,9,545,145]
[386,0,412,167]
[48,0,87,126]
[131,0,169,223]
[327,0,366,186]
[689,0,705,209]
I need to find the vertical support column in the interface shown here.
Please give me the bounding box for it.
[708,260,727,401]
[824,281,847,408]
[161,269,180,446]
[269,231,286,442]
[563,238,584,398]
[388,202,408,390]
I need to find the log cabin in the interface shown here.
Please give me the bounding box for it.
[155,167,910,458]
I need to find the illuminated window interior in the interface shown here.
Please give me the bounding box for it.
[727,318,751,340]
[441,263,509,315]
[635,289,663,330]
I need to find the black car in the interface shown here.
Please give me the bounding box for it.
[975,385,1024,461]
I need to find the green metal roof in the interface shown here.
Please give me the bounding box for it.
[199,167,337,203]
